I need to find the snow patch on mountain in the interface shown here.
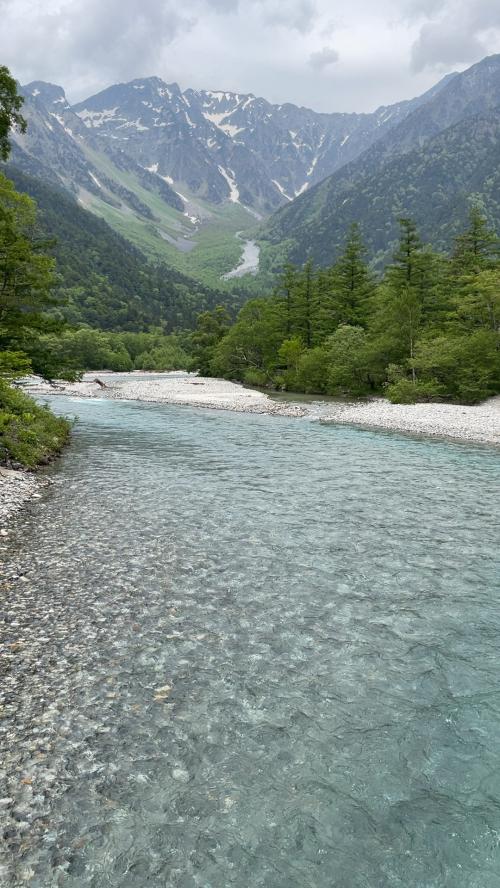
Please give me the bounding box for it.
[49,112,75,138]
[218,166,240,202]
[77,107,120,127]
[117,118,149,131]
[295,182,309,197]
[272,180,292,201]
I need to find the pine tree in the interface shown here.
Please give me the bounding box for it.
[274,263,299,339]
[331,223,375,326]
[374,219,441,380]
[292,260,316,348]
[451,207,500,277]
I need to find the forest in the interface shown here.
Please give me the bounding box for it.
[192,214,500,404]
[2,60,500,472]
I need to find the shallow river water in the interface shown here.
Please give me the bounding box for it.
[1,397,500,887]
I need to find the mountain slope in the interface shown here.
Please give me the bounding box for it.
[4,166,244,330]
[5,71,459,287]
[260,55,500,268]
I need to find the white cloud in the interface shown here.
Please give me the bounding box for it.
[0,0,499,112]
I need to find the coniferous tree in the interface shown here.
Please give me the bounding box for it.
[293,260,315,348]
[451,207,500,277]
[274,263,298,339]
[374,219,442,380]
[331,223,375,326]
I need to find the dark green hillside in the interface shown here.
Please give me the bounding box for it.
[260,113,500,271]
[4,166,244,331]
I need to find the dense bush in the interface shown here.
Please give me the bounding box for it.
[0,381,70,467]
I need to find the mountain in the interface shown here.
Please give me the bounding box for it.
[7,71,456,285]
[71,76,447,211]
[3,166,244,331]
[10,57,500,284]
[259,55,500,269]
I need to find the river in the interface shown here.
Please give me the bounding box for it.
[2,396,500,886]
[222,234,260,280]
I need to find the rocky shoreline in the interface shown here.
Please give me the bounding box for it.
[0,469,50,532]
[24,372,308,417]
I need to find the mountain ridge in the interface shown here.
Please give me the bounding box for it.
[259,54,500,270]
[8,55,500,283]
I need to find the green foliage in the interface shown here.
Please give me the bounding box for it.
[210,300,283,381]
[0,350,32,380]
[0,380,70,467]
[0,172,80,381]
[260,112,500,273]
[190,306,231,376]
[0,66,26,162]
[194,212,500,404]
[325,325,371,396]
[295,348,329,394]
[38,327,192,374]
[385,378,443,404]
[4,167,246,332]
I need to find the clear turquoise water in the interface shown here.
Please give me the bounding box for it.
[2,397,500,887]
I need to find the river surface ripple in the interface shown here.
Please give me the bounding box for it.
[1,397,500,887]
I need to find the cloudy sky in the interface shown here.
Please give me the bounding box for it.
[1,0,499,111]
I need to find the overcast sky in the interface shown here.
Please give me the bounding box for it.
[1,0,499,111]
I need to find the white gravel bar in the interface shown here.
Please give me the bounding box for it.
[25,372,307,417]
[23,372,500,446]
[320,396,500,446]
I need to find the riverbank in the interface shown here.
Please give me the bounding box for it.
[0,381,71,529]
[319,396,500,446]
[0,468,49,531]
[25,373,307,417]
[24,372,500,446]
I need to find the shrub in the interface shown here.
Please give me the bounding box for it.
[242,369,268,387]
[0,381,71,467]
[386,378,443,404]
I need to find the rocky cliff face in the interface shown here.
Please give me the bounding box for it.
[13,72,451,217]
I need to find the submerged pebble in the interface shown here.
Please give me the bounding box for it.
[1,396,499,886]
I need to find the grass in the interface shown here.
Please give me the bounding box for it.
[77,146,262,287]
[0,381,71,468]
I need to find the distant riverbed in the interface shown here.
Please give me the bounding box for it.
[222,232,260,279]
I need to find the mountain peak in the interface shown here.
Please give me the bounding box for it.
[22,81,68,106]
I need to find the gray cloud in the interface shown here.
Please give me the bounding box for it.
[411,0,500,71]
[259,0,318,34]
[309,46,340,70]
[1,0,498,112]
[411,21,485,71]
